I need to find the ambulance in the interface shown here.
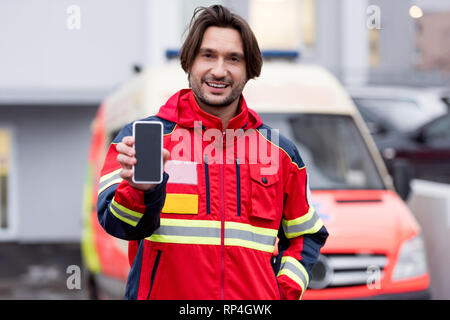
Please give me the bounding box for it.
[81,60,431,299]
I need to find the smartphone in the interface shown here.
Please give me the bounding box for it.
[132,121,163,184]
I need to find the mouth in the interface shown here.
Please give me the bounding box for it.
[205,81,230,90]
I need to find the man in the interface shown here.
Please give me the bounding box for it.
[97,5,328,300]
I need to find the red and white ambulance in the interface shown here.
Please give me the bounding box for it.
[81,61,430,299]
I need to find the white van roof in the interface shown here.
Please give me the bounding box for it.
[102,61,393,189]
[244,62,356,115]
[103,61,358,132]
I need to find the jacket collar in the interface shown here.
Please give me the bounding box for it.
[156,89,262,131]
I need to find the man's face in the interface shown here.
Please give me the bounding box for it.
[189,26,248,108]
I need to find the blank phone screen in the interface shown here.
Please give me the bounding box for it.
[133,121,163,183]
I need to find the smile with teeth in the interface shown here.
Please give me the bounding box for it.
[205,81,229,89]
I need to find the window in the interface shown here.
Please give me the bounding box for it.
[249,0,300,50]
[0,128,11,231]
[369,29,380,67]
[353,98,427,133]
[423,113,450,141]
[260,113,385,190]
[301,0,316,48]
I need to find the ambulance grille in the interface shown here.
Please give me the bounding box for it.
[308,254,388,289]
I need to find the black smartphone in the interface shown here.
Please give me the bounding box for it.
[132,121,163,184]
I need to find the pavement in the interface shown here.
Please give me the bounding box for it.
[0,242,90,300]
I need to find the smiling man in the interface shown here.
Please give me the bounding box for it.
[186,26,248,127]
[97,5,328,300]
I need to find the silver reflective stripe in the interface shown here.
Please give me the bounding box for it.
[280,259,308,287]
[147,218,277,252]
[99,171,122,192]
[153,225,221,238]
[110,201,140,224]
[225,228,276,247]
[283,210,320,235]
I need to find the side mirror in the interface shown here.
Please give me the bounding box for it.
[367,121,387,135]
[413,129,427,144]
[391,160,414,200]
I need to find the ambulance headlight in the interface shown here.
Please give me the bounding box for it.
[392,235,428,280]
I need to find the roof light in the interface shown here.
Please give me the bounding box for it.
[409,5,423,19]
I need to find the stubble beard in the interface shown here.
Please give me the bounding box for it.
[190,75,246,108]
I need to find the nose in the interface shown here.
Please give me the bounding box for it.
[210,58,227,79]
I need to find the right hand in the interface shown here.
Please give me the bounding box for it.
[116,136,170,191]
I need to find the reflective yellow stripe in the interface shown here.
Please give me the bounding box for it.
[109,198,144,227]
[110,206,138,227]
[148,234,221,245]
[147,218,221,245]
[98,168,122,195]
[224,221,277,253]
[284,218,323,239]
[146,218,277,253]
[98,178,122,195]
[162,193,199,214]
[277,269,306,299]
[282,206,315,226]
[282,206,324,239]
[224,238,275,253]
[278,256,309,299]
[281,256,309,285]
[81,165,101,273]
[159,218,220,228]
[225,221,278,237]
[100,168,121,183]
[112,198,144,219]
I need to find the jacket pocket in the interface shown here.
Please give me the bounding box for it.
[249,164,279,221]
[146,250,162,300]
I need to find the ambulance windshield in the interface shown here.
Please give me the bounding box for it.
[260,113,385,190]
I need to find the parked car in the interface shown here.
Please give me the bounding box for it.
[82,62,430,300]
[377,112,450,189]
[347,86,450,198]
[347,86,448,134]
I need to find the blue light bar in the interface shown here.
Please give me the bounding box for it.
[165,49,300,60]
[262,50,300,59]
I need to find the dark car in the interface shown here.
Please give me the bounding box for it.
[347,87,450,198]
[357,108,450,198]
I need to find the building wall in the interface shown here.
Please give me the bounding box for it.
[0,105,98,242]
[1,0,449,243]
[0,0,147,242]
[0,0,146,92]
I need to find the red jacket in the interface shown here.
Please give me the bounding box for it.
[97,89,328,300]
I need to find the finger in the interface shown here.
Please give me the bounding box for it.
[119,168,134,180]
[117,154,136,168]
[121,136,135,147]
[116,142,135,157]
[162,149,170,163]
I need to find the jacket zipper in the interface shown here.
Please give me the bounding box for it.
[235,158,241,216]
[220,131,225,300]
[204,154,211,214]
[146,250,162,300]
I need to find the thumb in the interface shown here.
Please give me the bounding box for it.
[162,149,170,165]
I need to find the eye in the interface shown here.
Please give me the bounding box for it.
[203,53,213,59]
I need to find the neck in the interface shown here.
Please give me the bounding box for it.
[196,97,241,130]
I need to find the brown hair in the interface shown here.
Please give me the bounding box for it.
[180,5,262,80]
